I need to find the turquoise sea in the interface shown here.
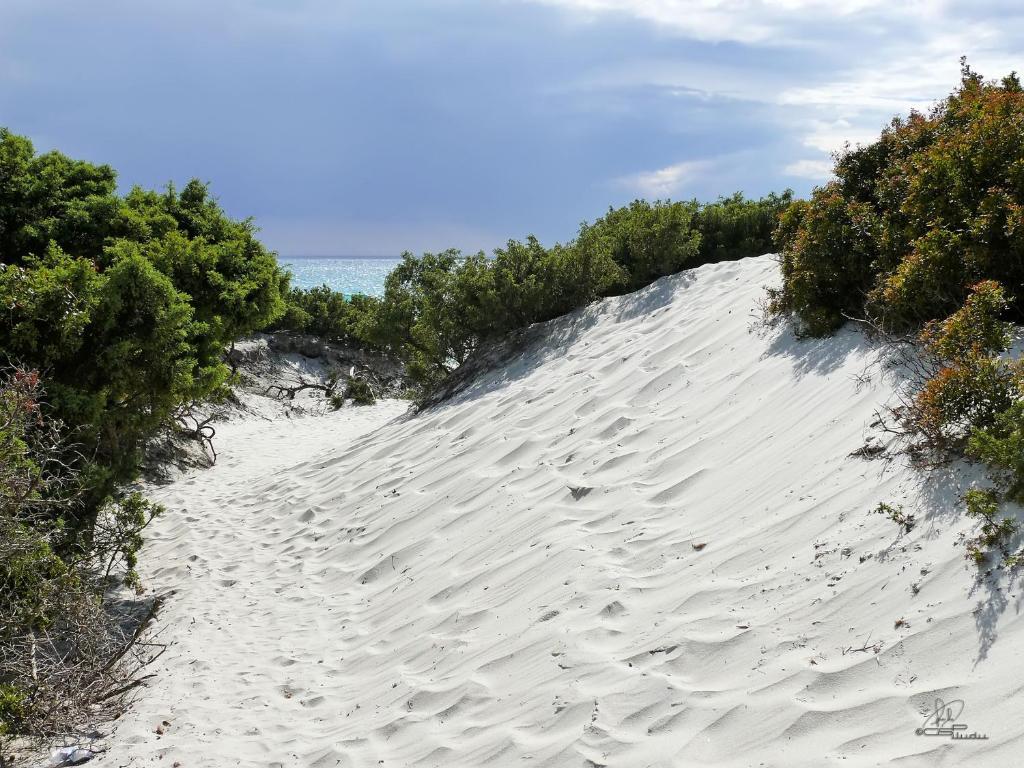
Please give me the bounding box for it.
[280,257,401,296]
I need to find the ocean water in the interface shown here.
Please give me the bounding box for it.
[280,257,401,296]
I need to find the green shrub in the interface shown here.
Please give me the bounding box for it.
[963,488,1019,568]
[911,356,1022,451]
[770,64,1024,333]
[358,249,481,390]
[0,128,288,526]
[769,187,881,335]
[273,285,379,343]
[344,378,376,406]
[907,281,1021,453]
[0,369,163,748]
[357,193,785,391]
[91,493,164,587]
[969,403,1024,504]
[263,193,787,395]
[695,191,793,263]
[265,192,786,394]
[0,370,79,632]
[867,228,972,329]
[0,519,74,630]
[576,199,700,292]
[919,280,1013,360]
[0,685,28,737]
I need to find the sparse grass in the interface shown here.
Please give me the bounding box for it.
[873,502,915,534]
[345,378,376,406]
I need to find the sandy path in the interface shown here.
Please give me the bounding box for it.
[101,256,1024,767]
[103,401,410,766]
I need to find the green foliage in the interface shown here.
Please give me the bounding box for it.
[0,519,74,631]
[0,685,28,736]
[141,223,287,345]
[969,403,1024,504]
[919,280,1013,360]
[768,185,882,336]
[770,64,1024,333]
[911,356,1022,451]
[92,493,164,587]
[352,193,785,391]
[344,378,375,406]
[488,238,569,328]
[576,199,699,292]
[695,191,793,263]
[273,285,379,343]
[0,128,120,260]
[0,370,77,632]
[963,488,1020,568]
[0,128,287,525]
[358,249,480,389]
[264,193,785,394]
[1,369,162,745]
[0,245,102,366]
[763,67,1024,576]
[0,138,281,747]
[0,370,48,518]
[908,282,1022,452]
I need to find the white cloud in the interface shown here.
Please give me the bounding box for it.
[523,0,895,44]
[783,158,833,180]
[527,0,1024,186]
[800,119,878,154]
[616,159,713,198]
[776,31,1024,176]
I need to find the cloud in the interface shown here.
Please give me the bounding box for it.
[774,31,1024,178]
[522,0,895,44]
[799,119,877,154]
[616,159,713,198]
[783,158,833,180]
[526,0,1024,186]
[9,0,1024,253]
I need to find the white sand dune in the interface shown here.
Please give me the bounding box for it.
[101,255,1024,767]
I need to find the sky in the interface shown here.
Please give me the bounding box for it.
[2,1,1022,256]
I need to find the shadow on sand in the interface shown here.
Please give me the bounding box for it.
[759,320,874,379]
